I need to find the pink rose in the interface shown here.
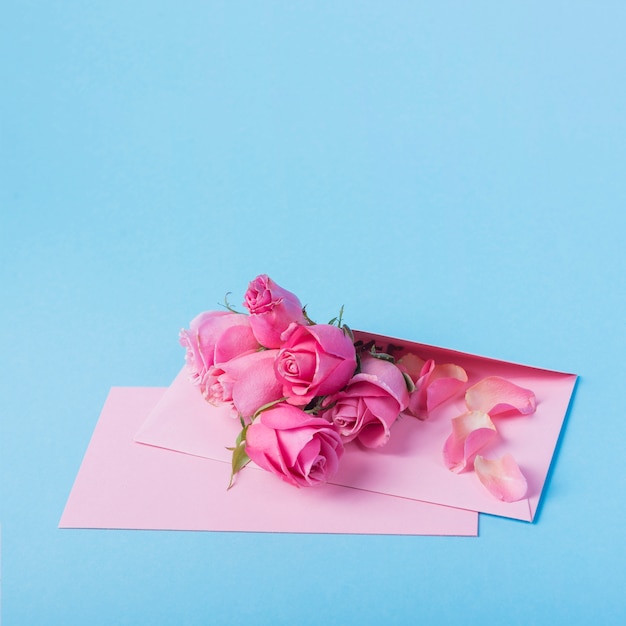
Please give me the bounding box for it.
[323,356,409,448]
[179,311,260,385]
[243,274,307,348]
[245,404,344,487]
[274,323,357,405]
[202,350,283,418]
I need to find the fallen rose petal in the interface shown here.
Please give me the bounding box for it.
[443,411,497,473]
[397,353,426,380]
[474,454,528,502]
[465,376,536,416]
[404,358,467,419]
[425,363,468,411]
[406,359,435,419]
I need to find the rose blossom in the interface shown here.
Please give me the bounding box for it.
[245,404,344,487]
[274,323,357,405]
[179,311,260,385]
[202,349,283,418]
[323,356,409,448]
[243,274,307,348]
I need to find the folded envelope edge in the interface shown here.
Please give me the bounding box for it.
[61,387,479,536]
[59,386,119,528]
[528,374,579,522]
[354,330,578,378]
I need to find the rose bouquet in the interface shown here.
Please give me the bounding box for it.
[179,275,535,501]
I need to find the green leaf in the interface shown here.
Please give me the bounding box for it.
[228,444,251,489]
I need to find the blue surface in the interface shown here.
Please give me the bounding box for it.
[1,2,625,624]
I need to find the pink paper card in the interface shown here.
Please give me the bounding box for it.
[135,331,577,521]
[60,386,478,535]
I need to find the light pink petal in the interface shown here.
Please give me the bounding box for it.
[406,360,435,419]
[425,363,468,411]
[474,454,528,502]
[443,411,497,473]
[465,376,536,416]
[397,353,426,380]
[406,361,467,419]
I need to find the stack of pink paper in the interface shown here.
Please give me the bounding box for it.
[60,332,576,536]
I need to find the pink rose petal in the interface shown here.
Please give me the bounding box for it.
[276,323,357,405]
[406,359,434,419]
[199,350,283,418]
[474,454,528,502]
[465,376,536,416]
[323,356,408,449]
[245,404,343,487]
[230,352,284,419]
[243,274,307,348]
[425,363,468,410]
[403,357,467,419]
[397,353,426,380]
[443,411,497,473]
[179,311,259,384]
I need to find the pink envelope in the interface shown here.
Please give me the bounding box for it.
[135,331,577,522]
[60,386,478,535]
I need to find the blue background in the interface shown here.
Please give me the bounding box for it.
[1,1,625,624]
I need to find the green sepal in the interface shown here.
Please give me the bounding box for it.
[369,349,395,363]
[341,324,354,341]
[328,305,345,328]
[219,291,242,314]
[228,443,251,490]
[303,395,336,415]
[227,421,251,489]
[402,371,416,393]
[251,397,287,421]
[234,427,246,448]
[302,306,316,325]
